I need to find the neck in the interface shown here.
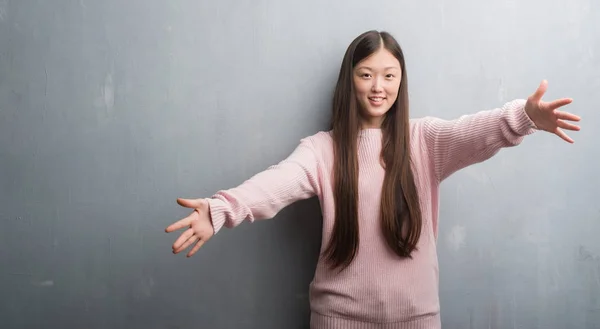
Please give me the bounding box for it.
[359,113,384,129]
[360,120,383,129]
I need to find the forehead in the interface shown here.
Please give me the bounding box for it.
[355,48,401,70]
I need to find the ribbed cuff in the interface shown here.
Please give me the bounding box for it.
[506,98,538,134]
[204,197,227,234]
[310,312,441,329]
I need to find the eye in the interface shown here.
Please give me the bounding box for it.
[361,73,372,78]
[386,74,395,79]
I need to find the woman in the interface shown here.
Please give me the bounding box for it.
[165,30,580,328]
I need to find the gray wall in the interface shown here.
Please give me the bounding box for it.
[1,1,598,328]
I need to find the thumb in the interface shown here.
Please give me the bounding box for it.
[177,198,205,209]
[530,79,548,102]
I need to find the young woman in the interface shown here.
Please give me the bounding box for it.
[165,30,580,328]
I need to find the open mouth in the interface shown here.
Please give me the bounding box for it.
[368,96,386,105]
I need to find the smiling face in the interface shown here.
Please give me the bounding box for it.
[352,46,402,128]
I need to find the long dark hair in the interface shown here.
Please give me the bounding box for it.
[325,30,422,270]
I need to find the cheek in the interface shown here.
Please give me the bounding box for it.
[386,84,400,101]
[353,81,369,97]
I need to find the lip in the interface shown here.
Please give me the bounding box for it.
[368,96,386,107]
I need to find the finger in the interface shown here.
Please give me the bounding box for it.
[174,235,198,254]
[557,120,580,131]
[555,128,574,144]
[165,214,194,233]
[172,228,195,250]
[530,80,548,102]
[177,198,204,209]
[187,239,205,257]
[555,110,581,122]
[546,98,572,110]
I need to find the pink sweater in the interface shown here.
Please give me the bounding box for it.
[205,99,537,328]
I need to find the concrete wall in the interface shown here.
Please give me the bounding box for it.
[1,1,598,328]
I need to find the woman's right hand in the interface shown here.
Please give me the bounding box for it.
[165,198,215,257]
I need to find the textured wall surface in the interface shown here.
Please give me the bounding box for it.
[1,1,598,328]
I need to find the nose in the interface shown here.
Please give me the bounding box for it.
[371,77,383,93]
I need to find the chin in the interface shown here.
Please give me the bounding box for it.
[358,99,392,127]
[365,106,391,118]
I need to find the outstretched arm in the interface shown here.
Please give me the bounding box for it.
[165,136,321,257]
[418,80,580,182]
[206,137,321,234]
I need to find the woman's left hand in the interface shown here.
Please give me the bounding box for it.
[525,80,581,143]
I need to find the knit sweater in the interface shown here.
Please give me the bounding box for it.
[205,99,537,329]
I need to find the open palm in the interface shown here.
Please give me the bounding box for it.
[524,80,581,143]
[165,198,214,257]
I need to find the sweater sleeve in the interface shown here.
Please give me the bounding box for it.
[204,137,321,234]
[418,99,538,183]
